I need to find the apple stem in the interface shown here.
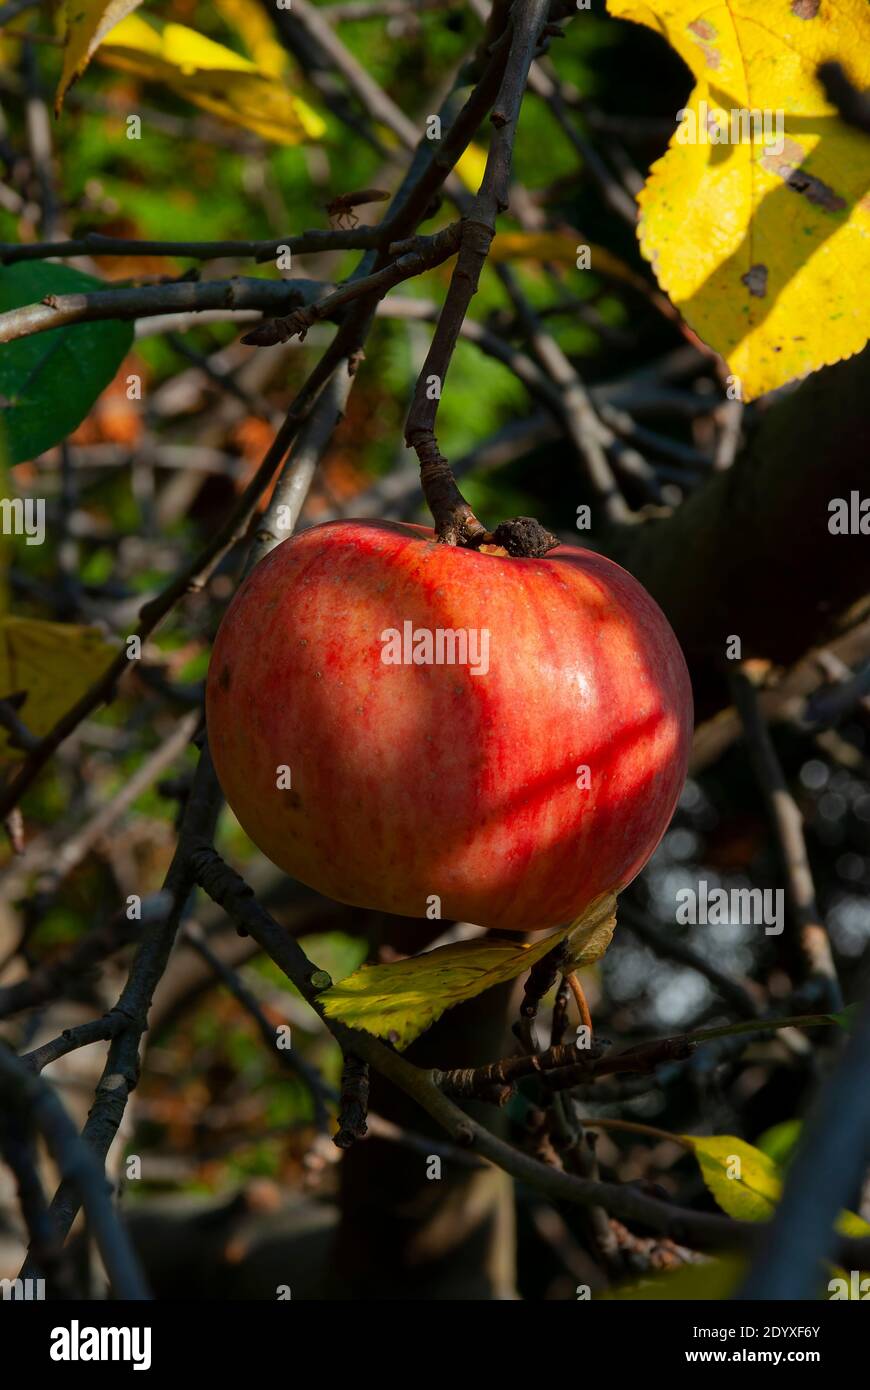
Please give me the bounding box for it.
[414,433,488,547]
[414,434,560,557]
[566,971,593,1035]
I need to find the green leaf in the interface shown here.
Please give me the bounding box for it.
[0,263,133,463]
[320,892,617,1050]
[681,1136,780,1222]
[756,1118,802,1167]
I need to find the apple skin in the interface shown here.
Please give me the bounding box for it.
[206,519,693,931]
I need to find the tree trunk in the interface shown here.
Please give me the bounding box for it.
[607,347,870,720]
[324,979,519,1301]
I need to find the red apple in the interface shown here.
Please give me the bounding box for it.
[206,519,692,931]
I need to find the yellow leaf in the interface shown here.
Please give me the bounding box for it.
[489,230,645,287]
[0,616,115,762]
[97,15,326,144]
[685,1133,870,1240]
[55,0,144,115]
[682,1135,780,1221]
[563,898,618,968]
[455,142,488,192]
[213,0,287,79]
[321,892,617,1049]
[826,1211,870,1293]
[607,0,870,399]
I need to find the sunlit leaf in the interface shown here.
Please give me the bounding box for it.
[455,143,488,192]
[607,0,870,399]
[213,0,287,78]
[685,1133,870,1239]
[97,15,326,145]
[56,0,144,115]
[682,1134,780,1222]
[321,892,617,1049]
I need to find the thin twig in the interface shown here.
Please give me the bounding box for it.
[732,670,841,1009]
[404,0,554,545]
[0,276,322,344]
[241,222,462,347]
[182,921,332,1131]
[0,227,381,265]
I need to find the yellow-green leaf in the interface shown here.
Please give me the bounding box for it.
[685,1133,870,1239]
[607,0,870,399]
[755,1117,801,1166]
[56,0,144,115]
[321,892,616,1049]
[97,15,326,145]
[682,1135,781,1221]
[0,616,115,762]
[835,1208,870,1239]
